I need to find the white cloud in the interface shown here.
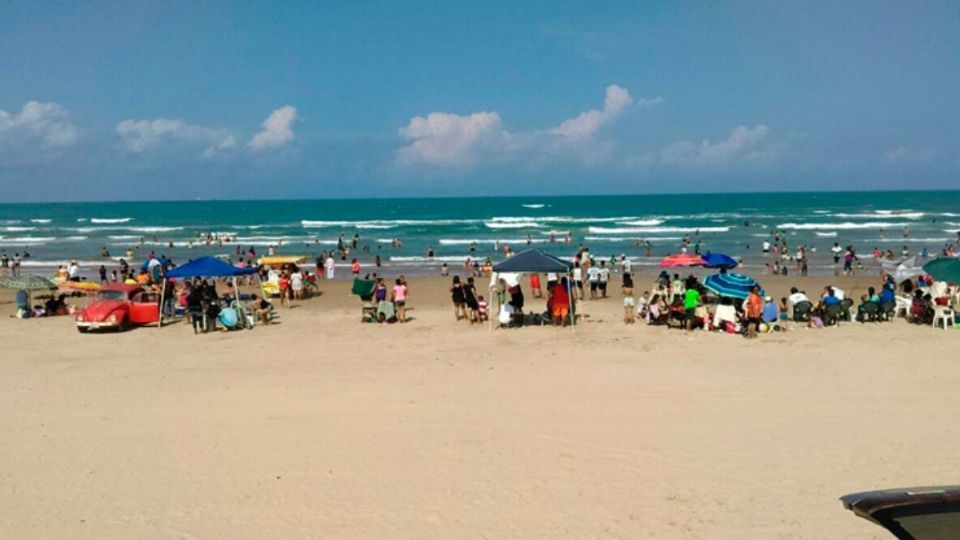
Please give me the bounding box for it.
[660,125,781,165]
[0,101,78,146]
[203,136,236,158]
[880,145,934,164]
[397,111,504,167]
[249,106,297,151]
[397,85,653,167]
[550,85,636,139]
[116,118,230,155]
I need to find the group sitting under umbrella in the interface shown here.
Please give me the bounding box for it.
[644,252,776,337]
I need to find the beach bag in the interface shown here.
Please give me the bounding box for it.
[723,321,737,334]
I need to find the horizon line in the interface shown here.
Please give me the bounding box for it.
[2,187,958,206]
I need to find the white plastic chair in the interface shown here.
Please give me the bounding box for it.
[932,306,955,330]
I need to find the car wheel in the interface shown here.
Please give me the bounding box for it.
[77,326,89,334]
[118,318,129,332]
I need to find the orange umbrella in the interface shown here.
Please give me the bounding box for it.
[658,253,707,268]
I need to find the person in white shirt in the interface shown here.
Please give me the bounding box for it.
[324,256,335,280]
[622,256,632,274]
[598,261,610,298]
[587,265,600,299]
[713,298,739,331]
[635,291,649,318]
[67,261,80,282]
[831,286,845,300]
[572,265,583,299]
[290,271,304,300]
[788,287,809,306]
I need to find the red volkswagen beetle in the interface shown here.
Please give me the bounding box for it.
[75,284,160,333]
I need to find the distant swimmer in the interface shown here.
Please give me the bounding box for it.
[904,225,911,238]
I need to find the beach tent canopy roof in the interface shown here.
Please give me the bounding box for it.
[0,275,58,290]
[165,256,258,279]
[923,257,960,284]
[879,255,926,284]
[491,249,573,273]
[259,255,307,267]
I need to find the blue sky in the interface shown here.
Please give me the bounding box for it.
[1,0,958,201]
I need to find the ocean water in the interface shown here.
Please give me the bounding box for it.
[1,191,958,276]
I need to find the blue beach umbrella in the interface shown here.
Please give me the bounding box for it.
[701,252,739,270]
[140,256,170,270]
[704,272,759,300]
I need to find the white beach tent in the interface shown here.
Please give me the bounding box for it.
[488,248,576,331]
[879,255,925,284]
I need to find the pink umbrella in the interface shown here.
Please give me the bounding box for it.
[658,253,707,268]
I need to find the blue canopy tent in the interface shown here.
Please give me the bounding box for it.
[701,252,739,270]
[490,249,576,330]
[704,272,760,300]
[165,256,257,279]
[159,256,259,328]
[491,248,573,274]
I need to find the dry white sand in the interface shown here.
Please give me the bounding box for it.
[1,275,957,539]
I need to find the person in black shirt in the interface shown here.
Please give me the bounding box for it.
[249,294,273,325]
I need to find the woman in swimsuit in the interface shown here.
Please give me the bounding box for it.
[450,276,467,321]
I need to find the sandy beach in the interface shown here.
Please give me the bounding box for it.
[1,271,957,539]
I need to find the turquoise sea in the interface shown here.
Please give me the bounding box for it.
[1,191,958,276]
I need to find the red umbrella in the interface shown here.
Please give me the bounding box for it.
[658,253,707,268]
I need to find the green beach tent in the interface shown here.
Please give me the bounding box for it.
[0,275,58,291]
[923,257,960,284]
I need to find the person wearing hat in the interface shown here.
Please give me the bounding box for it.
[762,295,779,326]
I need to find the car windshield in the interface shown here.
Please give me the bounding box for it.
[96,290,128,301]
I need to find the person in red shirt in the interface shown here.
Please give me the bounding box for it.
[278,271,290,308]
[530,273,542,298]
[551,277,570,326]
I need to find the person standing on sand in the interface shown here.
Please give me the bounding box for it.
[392,278,408,323]
[450,276,467,321]
[587,263,600,300]
[291,270,304,301]
[324,254,335,280]
[572,262,584,300]
[745,286,763,339]
[683,283,700,333]
[598,260,610,298]
[464,277,479,323]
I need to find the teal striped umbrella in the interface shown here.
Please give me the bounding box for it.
[704,272,759,300]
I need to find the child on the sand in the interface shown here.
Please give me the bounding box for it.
[623,293,635,324]
[636,291,649,320]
